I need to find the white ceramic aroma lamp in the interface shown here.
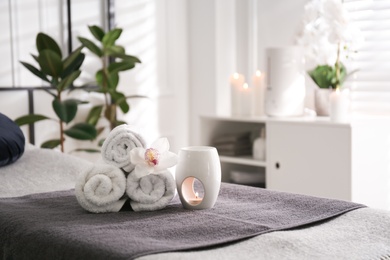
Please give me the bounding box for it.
[175,146,221,210]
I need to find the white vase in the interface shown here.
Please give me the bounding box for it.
[175,146,221,210]
[314,88,332,116]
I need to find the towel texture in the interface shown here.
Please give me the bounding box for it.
[75,164,127,213]
[0,183,369,260]
[101,124,146,172]
[126,169,176,211]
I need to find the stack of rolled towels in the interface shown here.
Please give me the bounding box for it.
[75,124,178,213]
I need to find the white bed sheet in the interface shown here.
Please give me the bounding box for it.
[0,145,92,198]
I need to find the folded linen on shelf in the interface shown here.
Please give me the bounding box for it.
[75,164,127,213]
[212,132,251,145]
[101,124,146,172]
[126,169,176,212]
[212,132,252,156]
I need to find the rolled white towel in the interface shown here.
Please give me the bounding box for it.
[126,169,176,212]
[75,163,127,213]
[101,124,146,172]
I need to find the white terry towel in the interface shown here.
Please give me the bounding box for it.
[126,169,176,212]
[75,163,127,213]
[101,124,146,172]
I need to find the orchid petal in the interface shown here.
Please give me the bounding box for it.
[150,137,169,152]
[154,151,178,172]
[130,147,147,165]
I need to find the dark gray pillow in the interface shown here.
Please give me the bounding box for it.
[0,113,25,167]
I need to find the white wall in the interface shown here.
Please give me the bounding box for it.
[0,0,189,160]
[0,0,310,156]
[188,0,309,144]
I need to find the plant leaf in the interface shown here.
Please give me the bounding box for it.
[78,37,103,57]
[20,61,50,82]
[96,126,105,136]
[72,148,101,153]
[52,98,78,123]
[115,120,127,127]
[64,123,97,140]
[96,70,118,90]
[98,138,105,147]
[14,114,51,126]
[62,46,84,71]
[107,72,119,89]
[86,105,103,126]
[32,54,39,63]
[110,53,141,63]
[109,90,129,113]
[308,63,347,89]
[108,61,135,74]
[61,53,85,79]
[57,70,81,91]
[41,139,61,149]
[105,45,125,56]
[36,32,62,58]
[38,49,63,78]
[102,28,122,47]
[88,25,105,41]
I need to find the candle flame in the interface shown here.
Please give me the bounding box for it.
[195,192,199,198]
[256,70,262,77]
[243,83,249,89]
[233,73,239,79]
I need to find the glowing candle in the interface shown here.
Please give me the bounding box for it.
[252,70,265,116]
[229,73,245,116]
[239,83,252,116]
[330,88,350,122]
[189,192,202,205]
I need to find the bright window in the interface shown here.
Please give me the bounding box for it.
[344,0,390,116]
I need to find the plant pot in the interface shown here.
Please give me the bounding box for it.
[314,88,332,116]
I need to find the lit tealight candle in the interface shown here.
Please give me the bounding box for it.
[330,88,350,123]
[189,192,202,205]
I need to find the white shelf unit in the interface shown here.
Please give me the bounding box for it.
[200,115,390,210]
[200,115,267,185]
[219,156,266,167]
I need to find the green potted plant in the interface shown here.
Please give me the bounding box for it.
[15,33,97,152]
[296,0,361,116]
[78,25,142,135]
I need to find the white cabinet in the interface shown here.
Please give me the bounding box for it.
[200,115,390,210]
[267,121,351,200]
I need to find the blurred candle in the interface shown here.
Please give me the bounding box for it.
[330,88,350,122]
[252,70,265,116]
[229,73,245,116]
[240,83,252,116]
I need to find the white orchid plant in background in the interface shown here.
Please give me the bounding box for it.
[130,137,178,178]
[296,0,362,90]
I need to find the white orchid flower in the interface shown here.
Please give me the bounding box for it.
[130,137,178,177]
